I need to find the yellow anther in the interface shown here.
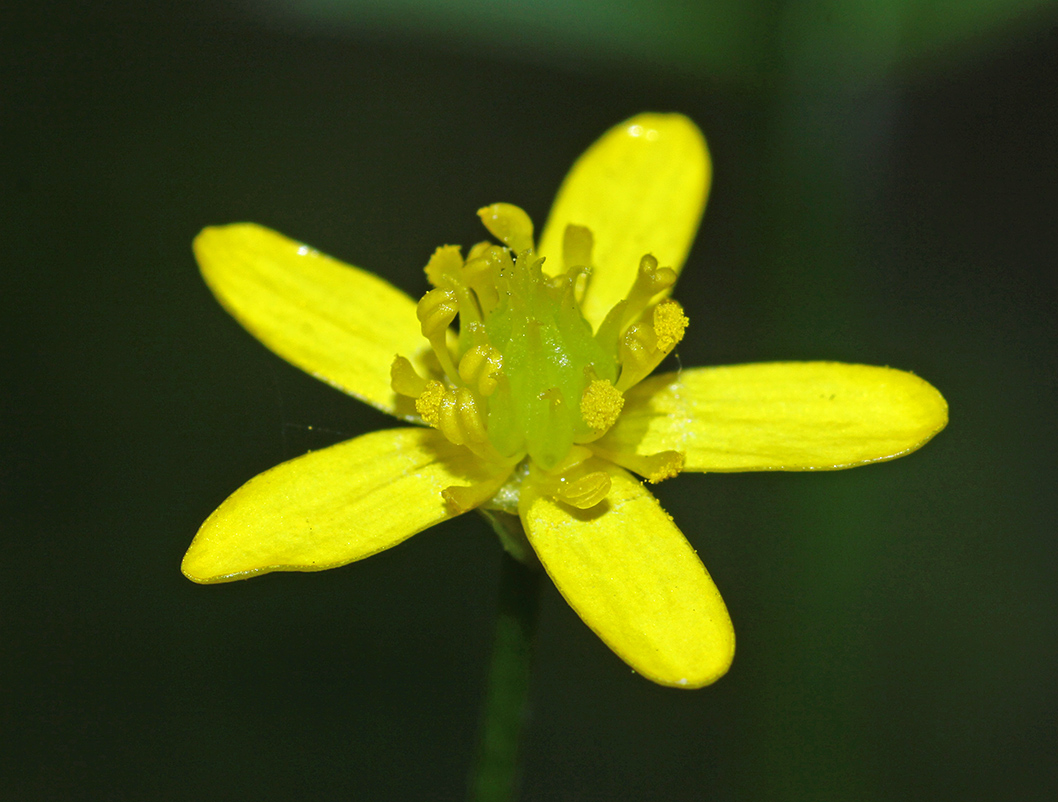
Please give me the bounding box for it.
[415,380,446,426]
[593,299,630,352]
[579,378,624,433]
[416,288,460,381]
[441,484,480,514]
[562,224,593,270]
[549,444,592,474]
[463,244,507,314]
[591,445,685,484]
[531,444,605,506]
[596,254,680,351]
[632,254,677,298]
[615,301,688,391]
[419,381,492,451]
[555,471,612,509]
[390,355,429,398]
[424,244,464,288]
[441,471,512,514]
[436,390,464,444]
[458,345,504,396]
[477,203,535,254]
[615,321,656,390]
[455,387,488,444]
[652,299,688,352]
[643,450,685,482]
[464,244,506,277]
[416,288,459,338]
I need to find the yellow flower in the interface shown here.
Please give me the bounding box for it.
[183,114,947,688]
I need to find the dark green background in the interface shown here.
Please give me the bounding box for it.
[3,2,1056,799]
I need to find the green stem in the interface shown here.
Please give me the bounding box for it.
[468,549,543,802]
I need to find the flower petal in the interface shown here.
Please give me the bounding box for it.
[519,461,734,688]
[602,362,949,472]
[537,113,710,329]
[183,428,506,583]
[195,223,427,418]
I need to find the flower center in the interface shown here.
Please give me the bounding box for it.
[391,203,687,509]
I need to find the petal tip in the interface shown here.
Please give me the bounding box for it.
[648,619,736,690]
[180,546,225,585]
[180,548,269,585]
[193,221,257,259]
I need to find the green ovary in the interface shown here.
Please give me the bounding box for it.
[483,252,617,470]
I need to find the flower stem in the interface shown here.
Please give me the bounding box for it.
[469,549,542,802]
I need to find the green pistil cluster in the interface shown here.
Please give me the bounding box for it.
[391,203,687,509]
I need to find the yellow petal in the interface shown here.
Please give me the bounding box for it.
[183,428,506,583]
[195,223,427,418]
[603,362,948,472]
[520,461,734,688]
[537,113,710,329]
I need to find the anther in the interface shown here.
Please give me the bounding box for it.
[631,254,677,300]
[595,254,680,352]
[463,245,507,314]
[615,322,656,391]
[579,378,624,435]
[454,387,488,444]
[615,300,688,391]
[590,446,686,484]
[390,355,429,398]
[652,299,688,352]
[436,390,464,444]
[458,345,503,396]
[416,288,458,338]
[415,380,447,426]
[442,471,512,514]
[423,245,464,288]
[477,203,535,254]
[562,224,593,270]
[416,288,460,381]
[555,471,611,509]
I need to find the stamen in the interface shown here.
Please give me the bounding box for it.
[615,322,655,391]
[417,380,505,462]
[579,377,624,434]
[417,287,458,337]
[463,244,506,315]
[562,224,593,270]
[390,355,429,398]
[591,445,686,484]
[555,471,611,509]
[628,254,677,310]
[416,288,460,381]
[526,445,613,509]
[477,203,534,254]
[424,245,464,288]
[595,254,679,351]
[415,380,447,426]
[442,471,512,514]
[458,345,503,396]
[454,387,489,444]
[615,299,688,391]
[593,299,630,353]
[436,390,464,444]
[652,299,688,352]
